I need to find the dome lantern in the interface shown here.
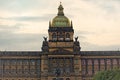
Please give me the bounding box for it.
[57,2,64,16]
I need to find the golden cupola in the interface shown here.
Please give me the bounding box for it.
[51,3,71,27]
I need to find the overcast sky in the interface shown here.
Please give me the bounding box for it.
[0,0,120,51]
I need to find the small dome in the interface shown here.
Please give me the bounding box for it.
[51,3,71,27]
[52,16,70,27]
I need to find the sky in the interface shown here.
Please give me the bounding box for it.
[0,0,120,51]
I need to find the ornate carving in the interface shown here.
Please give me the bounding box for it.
[43,37,47,41]
[75,36,78,42]
[73,37,81,53]
[55,68,61,76]
[52,49,72,54]
[48,57,74,76]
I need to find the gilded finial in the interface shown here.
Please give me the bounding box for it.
[60,1,62,5]
[58,2,64,16]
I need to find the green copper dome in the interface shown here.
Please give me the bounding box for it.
[51,3,71,27]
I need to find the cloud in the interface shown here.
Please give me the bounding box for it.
[0,0,119,51]
[0,31,46,51]
[0,14,55,22]
[0,24,20,31]
[83,0,120,14]
[0,0,42,12]
[0,23,46,51]
[81,41,120,51]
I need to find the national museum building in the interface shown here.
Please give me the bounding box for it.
[0,3,120,80]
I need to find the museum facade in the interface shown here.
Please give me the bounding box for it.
[0,3,120,80]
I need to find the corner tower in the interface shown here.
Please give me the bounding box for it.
[47,3,81,53]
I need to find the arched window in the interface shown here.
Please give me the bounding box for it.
[66,33,70,40]
[59,32,64,41]
[52,33,57,41]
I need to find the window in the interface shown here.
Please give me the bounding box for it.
[52,33,57,40]
[88,59,92,65]
[59,32,64,40]
[82,60,86,66]
[113,59,117,65]
[4,60,10,66]
[66,33,70,40]
[65,68,70,74]
[23,60,29,65]
[106,59,111,65]
[11,60,16,65]
[100,59,105,65]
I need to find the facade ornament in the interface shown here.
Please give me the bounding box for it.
[42,37,49,52]
[43,37,47,41]
[75,36,78,42]
[74,36,81,53]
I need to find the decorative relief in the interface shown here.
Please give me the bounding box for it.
[48,57,74,76]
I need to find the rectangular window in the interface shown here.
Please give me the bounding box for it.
[88,60,92,65]
[113,59,117,65]
[82,60,86,66]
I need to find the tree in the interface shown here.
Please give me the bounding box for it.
[93,69,120,80]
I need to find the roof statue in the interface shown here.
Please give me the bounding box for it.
[43,37,47,41]
[75,36,78,42]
